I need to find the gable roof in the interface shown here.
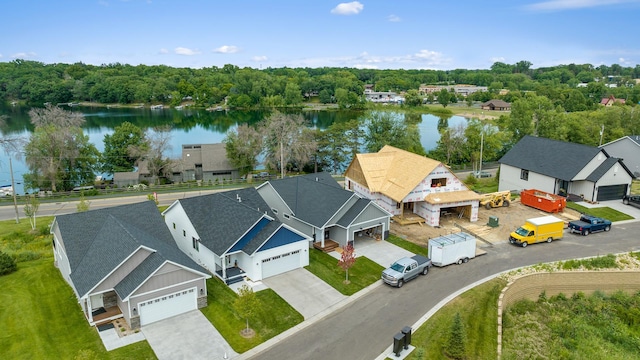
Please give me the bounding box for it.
[265,172,355,227]
[54,201,206,298]
[499,136,604,181]
[345,145,443,202]
[601,135,640,148]
[174,187,285,255]
[481,99,510,108]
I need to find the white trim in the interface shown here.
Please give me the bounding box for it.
[122,262,207,302]
[250,223,311,256]
[222,214,271,254]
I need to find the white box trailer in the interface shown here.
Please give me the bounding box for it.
[428,232,477,267]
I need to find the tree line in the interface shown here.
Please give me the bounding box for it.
[2,59,640,110]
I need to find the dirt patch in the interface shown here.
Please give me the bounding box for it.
[390,199,582,246]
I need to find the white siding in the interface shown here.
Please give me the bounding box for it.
[252,240,309,281]
[498,164,557,193]
[573,151,607,180]
[602,139,640,176]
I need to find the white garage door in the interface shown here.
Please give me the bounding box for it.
[261,250,301,279]
[138,288,197,326]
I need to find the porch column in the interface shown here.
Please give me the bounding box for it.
[86,298,93,323]
[320,228,325,248]
[221,255,226,280]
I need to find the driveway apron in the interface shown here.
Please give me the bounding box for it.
[142,310,237,360]
[349,238,415,268]
[262,268,346,320]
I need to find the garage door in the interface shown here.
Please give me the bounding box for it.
[139,288,197,326]
[261,250,301,279]
[597,184,628,201]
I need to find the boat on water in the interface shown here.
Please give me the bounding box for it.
[150,104,164,110]
[0,185,13,197]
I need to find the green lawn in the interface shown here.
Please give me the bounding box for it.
[0,259,156,360]
[386,234,429,257]
[199,277,303,353]
[305,249,383,295]
[565,202,634,221]
[401,279,506,360]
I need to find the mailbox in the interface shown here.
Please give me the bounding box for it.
[401,326,412,349]
[393,332,405,357]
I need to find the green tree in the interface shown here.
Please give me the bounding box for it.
[233,284,261,336]
[445,312,466,359]
[76,191,90,212]
[404,89,423,107]
[102,121,148,175]
[224,124,263,177]
[364,112,426,155]
[437,88,452,108]
[284,82,303,106]
[0,250,17,276]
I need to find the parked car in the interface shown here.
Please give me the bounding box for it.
[381,255,432,288]
[568,215,612,236]
[622,195,640,209]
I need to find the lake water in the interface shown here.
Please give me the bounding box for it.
[0,106,467,195]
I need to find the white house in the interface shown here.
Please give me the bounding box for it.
[163,187,310,284]
[499,135,634,202]
[344,145,481,227]
[600,135,640,177]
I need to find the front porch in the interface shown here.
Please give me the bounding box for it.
[215,266,246,285]
[91,305,123,326]
[313,239,340,253]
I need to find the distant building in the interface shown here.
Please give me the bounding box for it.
[481,99,511,111]
[600,95,626,106]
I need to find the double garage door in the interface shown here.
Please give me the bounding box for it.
[261,250,301,279]
[597,184,628,201]
[138,288,197,326]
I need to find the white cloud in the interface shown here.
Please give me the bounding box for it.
[287,49,449,70]
[213,45,240,54]
[159,48,169,54]
[11,52,37,59]
[252,55,268,62]
[174,47,201,56]
[387,14,401,22]
[489,56,506,63]
[525,0,639,11]
[331,1,364,15]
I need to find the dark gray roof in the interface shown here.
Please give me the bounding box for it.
[585,157,618,182]
[336,198,369,227]
[176,188,278,255]
[499,136,602,181]
[267,172,354,227]
[55,201,206,298]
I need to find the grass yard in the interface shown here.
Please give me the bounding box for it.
[305,249,383,295]
[199,277,303,353]
[565,202,634,221]
[0,259,156,360]
[0,216,54,262]
[386,234,429,257]
[402,279,506,359]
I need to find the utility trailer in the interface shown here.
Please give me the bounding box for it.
[428,232,477,267]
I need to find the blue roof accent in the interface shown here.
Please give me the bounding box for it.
[257,227,306,252]
[229,217,271,253]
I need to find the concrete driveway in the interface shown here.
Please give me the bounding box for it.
[142,310,237,360]
[348,237,415,268]
[580,199,640,222]
[262,269,346,320]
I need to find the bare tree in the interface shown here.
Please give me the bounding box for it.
[261,112,317,178]
[132,126,173,185]
[24,105,86,192]
[0,115,26,223]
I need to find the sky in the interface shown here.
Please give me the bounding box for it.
[1,0,640,70]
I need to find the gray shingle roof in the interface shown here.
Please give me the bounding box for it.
[585,157,620,182]
[176,188,278,255]
[55,201,206,298]
[267,172,354,227]
[336,198,369,227]
[499,135,602,181]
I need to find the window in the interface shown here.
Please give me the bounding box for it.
[284,214,290,219]
[272,208,278,214]
[192,237,200,251]
[183,230,186,237]
[520,169,529,181]
[431,178,447,187]
[173,222,176,229]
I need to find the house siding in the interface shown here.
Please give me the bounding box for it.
[128,277,206,318]
[602,139,640,177]
[93,249,152,293]
[133,263,204,295]
[252,240,309,281]
[574,152,608,180]
[499,164,557,193]
[51,225,75,295]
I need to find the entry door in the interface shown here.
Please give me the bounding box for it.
[90,294,104,310]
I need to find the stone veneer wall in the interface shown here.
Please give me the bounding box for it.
[197,295,208,309]
[496,271,640,359]
[130,316,140,330]
[103,292,117,309]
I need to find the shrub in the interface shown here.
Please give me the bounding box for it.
[0,250,17,275]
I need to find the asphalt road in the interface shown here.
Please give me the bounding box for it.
[246,222,640,360]
[0,189,229,221]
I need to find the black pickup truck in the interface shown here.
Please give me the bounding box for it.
[568,215,612,236]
